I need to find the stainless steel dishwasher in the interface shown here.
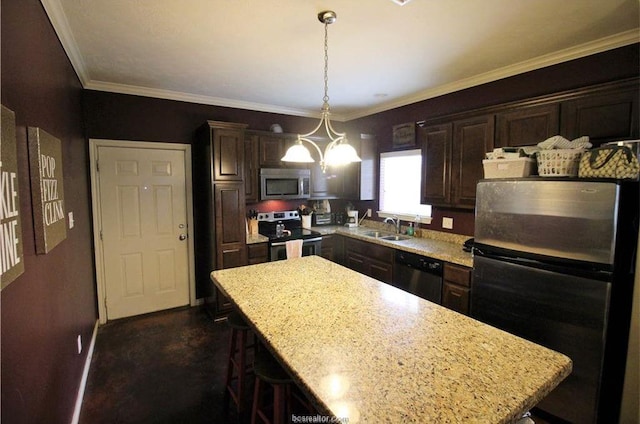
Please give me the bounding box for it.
[393,250,443,304]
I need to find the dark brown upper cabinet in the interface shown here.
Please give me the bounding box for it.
[331,134,377,201]
[496,103,560,147]
[208,122,247,181]
[258,134,286,167]
[244,133,259,203]
[420,123,452,206]
[421,115,494,209]
[418,78,638,210]
[451,115,495,208]
[561,86,639,146]
[257,133,297,168]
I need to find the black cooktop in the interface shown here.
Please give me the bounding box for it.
[261,227,322,242]
[256,210,321,242]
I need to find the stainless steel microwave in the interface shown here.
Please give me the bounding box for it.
[260,168,311,200]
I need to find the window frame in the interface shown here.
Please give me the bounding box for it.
[377,149,432,225]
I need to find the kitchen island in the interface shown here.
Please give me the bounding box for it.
[211,256,571,423]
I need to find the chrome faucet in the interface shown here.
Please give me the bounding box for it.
[384,216,401,234]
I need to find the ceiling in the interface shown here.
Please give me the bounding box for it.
[42,0,639,121]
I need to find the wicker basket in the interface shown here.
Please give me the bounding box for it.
[537,149,585,177]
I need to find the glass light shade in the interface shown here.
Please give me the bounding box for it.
[281,143,315,163]
[325,143,362,166]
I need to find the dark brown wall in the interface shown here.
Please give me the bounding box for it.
[83,91,322,143]
[1,0,97,423]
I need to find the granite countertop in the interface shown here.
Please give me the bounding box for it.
[246,233,269,244]
[211,256,572,423]
[314,224,474,268]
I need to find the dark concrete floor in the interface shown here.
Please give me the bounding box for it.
[79,306,241,424]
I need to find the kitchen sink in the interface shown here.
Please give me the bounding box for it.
[380,235,411,241]
[362,231,388,238]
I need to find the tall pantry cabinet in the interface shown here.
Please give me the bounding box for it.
[193,120,248,314]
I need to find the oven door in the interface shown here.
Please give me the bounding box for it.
[269,237,322,261]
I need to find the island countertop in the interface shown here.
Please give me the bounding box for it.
[211,256,571,423]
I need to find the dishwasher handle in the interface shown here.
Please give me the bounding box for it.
[395,251,443,275]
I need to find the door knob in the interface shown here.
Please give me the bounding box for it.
[179,234,188,240]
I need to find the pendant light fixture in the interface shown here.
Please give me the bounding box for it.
[281,10,361,173]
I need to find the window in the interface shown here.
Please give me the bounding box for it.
[379,149,432,222]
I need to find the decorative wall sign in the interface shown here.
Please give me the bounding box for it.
[392,122,416,148]
[28,127,67,254]
[1,105,25,288]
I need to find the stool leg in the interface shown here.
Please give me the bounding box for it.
[273,384,285,424]
[285,384,293,423]
[236,328,247,416]
[251,377,261,424]
[223,328,238,411]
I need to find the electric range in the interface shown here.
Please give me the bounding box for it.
[257,210,322,261]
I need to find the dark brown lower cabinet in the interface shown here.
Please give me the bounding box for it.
[442,263,472,315]
[247,243,268,265]
[344,238,393,283]
[320,235,335,261]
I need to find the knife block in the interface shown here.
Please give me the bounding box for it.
[248,218,259,235]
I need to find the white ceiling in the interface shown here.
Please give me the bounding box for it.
[42,0,639,121]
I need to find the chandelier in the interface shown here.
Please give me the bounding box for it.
[281,10,361,173]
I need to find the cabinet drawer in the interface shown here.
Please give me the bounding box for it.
[442,282,470,315]
[247,243,268,265]
[345,238,394,263]
[444,263,471,287]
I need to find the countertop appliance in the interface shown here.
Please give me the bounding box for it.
[471,178,639,424]
[312,212,334,226]
[260,168,311,200]
[393,250,443,304]
[346,210,358,228]
[257,210,322,261]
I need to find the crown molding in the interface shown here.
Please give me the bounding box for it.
[84,80,323,118]
[343,29,640,121]
[40,0,89,86]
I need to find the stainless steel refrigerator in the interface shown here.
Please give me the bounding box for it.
[471,178,638,424]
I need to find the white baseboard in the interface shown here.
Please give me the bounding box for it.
[71,319,99,424]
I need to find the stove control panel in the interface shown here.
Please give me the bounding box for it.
[257,211,300,222]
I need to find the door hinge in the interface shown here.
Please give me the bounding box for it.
[96,160,99,172]
[100,230,103,240]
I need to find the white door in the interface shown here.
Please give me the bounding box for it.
[97,145,190,320]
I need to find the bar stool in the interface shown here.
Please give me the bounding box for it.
[251,350,315,424]
[251,349,293,424]
[224,310,255,419]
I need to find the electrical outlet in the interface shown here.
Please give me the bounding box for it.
[366,208,372,217]
[77,335,82,354]
[442,217,454,229]
[68,211,75,229]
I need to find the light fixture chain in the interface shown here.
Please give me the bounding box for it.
[323,20,329,107]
